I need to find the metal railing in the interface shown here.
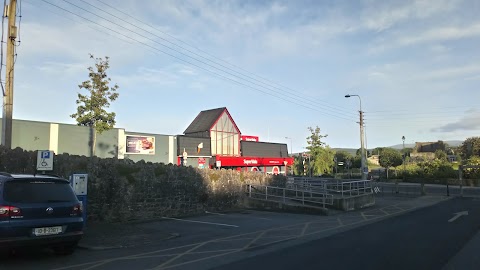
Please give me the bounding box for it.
[245,184,334,208]
[290,178,373,198]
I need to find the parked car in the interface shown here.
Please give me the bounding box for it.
[0,173,84,255]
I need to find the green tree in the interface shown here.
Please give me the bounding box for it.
[356,148,371,157]
[401,147,413,156]
[459,137,480,159]
[335,150,353,163]
[379,148,403,178]
[334,150,353,172]
[306,126,335,175]
[293,155,305,176]
[371,147,385,156]
[434,149,447,161]
[71,54,119,157]
[463,156,480,180]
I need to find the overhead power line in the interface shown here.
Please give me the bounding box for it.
[38,0,356,122]
[62,0,356,120]
[26,0,136,45]
[94,0,355,116]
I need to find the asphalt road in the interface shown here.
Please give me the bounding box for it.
[214,197,480,270]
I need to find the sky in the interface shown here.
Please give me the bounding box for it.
[7,0,480,153]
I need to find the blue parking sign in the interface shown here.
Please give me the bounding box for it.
[37,150,54,171]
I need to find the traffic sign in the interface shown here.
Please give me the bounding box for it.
[37,150,54,171]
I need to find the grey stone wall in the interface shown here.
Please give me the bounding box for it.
[0,146,285,222]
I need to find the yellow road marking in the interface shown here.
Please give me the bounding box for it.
[379,208,390,215]
[131,249,239,260]
[152,242,208,269]
[243,231,267,249]
[50,198,446,270]
[300,222,310,236]
[337,217,344,226]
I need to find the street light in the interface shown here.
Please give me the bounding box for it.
[399,135,406,194]
[285,137,293,156]
[345,94,367,180]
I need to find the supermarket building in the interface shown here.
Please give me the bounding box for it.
[0,107,293,175]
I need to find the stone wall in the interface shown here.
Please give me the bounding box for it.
[0,146,285,222]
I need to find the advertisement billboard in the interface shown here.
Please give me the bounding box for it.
[126,135,155,155]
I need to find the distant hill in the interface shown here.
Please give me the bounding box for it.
[331,140,463,155]
[332,148,357,156]
[388,140,463,150]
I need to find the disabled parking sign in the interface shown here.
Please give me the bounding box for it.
[36,150,54,171]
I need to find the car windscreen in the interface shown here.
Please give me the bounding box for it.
[3,179,77,203]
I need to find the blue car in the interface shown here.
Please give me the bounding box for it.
[0,173,84,255]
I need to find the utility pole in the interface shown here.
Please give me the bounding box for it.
[359,110,366,180]
[1,0,17,148]
[345,94,367,180]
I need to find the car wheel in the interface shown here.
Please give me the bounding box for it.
[53,242,78,256]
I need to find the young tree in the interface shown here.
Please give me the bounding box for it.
[71,54,119,157]
[306,126,335,175]
[460,137,480,159]
[371,147,384,156]
[335,150,353,163]
[434,149,447,161]
[356,148,371,157]
[379,148,403,179]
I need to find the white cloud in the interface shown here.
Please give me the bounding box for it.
[116,66,179,88]
[432,110,480,132]
[398,23,480,46]
[430,45,451,54]
[177,65,197,76]
[361,0,462,31]
[36,62,86,76]
[421,64,480,80]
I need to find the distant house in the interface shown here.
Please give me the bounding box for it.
[410,140,457,162]
[415,141,446,153]
[368,155,380,165]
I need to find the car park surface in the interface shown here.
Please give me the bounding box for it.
[0,195,451,269]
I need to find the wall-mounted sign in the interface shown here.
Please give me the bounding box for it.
[241,135,259,142]
[126,135,155,155]
[215,156,294,167]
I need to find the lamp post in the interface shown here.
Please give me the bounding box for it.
[345,94,367,180]
[285,137,293,176]
[285,137,293,156]
[399,136,406,194]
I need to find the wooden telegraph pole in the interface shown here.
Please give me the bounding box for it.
[1,0,17,148]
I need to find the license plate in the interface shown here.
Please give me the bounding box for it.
[33,226,62,236]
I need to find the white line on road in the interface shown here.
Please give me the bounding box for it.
[448,211,469,223]
[205,211,226,215]
[162,217,239,227]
